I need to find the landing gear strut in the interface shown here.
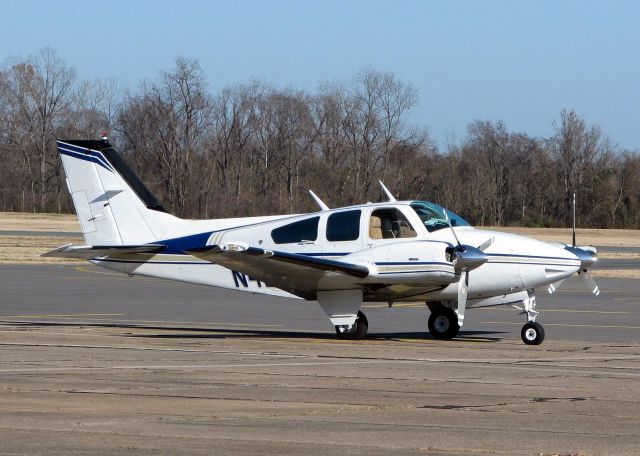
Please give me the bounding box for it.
[519,296,545,345]
[335,311,368,340]
[428,307,460,339]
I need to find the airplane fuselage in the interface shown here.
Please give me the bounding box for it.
[94,201,581,308]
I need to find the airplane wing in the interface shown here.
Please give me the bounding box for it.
[42,244,165,259]
[186,245,370,299]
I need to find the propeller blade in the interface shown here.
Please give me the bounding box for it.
[477,237,494,252]
[547,278,566,294]
[579,270,600,296]
[456,270,468,327]
[444,211,462,248]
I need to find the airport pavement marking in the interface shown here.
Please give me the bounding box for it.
[0,341,311,357]
[81,318,284,327]
[362,304,630,315]
[75,266,129,276]
[0,313,124,319]
[0,315,284,328]
[479,308,630,315]
[481,321,640,330]
[561,289,635,294]
[2,356,640,377]
[362,303,424,309]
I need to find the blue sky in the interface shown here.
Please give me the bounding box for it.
[2,0,638,150]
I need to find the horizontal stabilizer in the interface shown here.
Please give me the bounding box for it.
[42,244,165,259]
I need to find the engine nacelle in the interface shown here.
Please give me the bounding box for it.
[345,240,456,285]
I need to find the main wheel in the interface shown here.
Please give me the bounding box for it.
[428,307,460,339]
[335,311,368,340]
[521,321,545,345]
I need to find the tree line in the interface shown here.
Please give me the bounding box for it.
[1,48,638,228]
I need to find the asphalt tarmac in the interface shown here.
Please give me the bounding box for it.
[1,264,639,455]
[1,264,639,343]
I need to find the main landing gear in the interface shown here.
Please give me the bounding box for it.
[519,296,545,345]
[335,311,368,340]
[428,306,460,339]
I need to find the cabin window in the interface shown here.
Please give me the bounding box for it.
[326,210,361,242]
[369,208,417,239]
[271,217,320,244]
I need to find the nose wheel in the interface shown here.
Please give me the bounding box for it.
[521,321,545,345]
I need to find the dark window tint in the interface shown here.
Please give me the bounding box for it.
[271,217,320,244]
[327,210,361,242]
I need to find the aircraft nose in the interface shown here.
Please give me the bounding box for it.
[509,234,582,289]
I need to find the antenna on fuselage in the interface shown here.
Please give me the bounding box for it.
[379,180,397,202]
[308,190,329,211]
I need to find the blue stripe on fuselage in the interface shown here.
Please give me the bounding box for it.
[158,231,216,254]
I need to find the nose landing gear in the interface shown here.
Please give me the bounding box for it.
[519,296,545,345]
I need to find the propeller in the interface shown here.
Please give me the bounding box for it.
[549,193,599,295]
[567,193,600,295]
[444,212,492,326]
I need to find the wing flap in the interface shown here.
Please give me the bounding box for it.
[42,244,165,259]
[186,245,370,299]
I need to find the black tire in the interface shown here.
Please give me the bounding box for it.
[335,311,368,340]
[521,321,545,345]
[428,307,460,339]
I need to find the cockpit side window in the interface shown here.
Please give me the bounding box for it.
[327,210,361,242]
[369,208,417,239]
[271,216,320,244]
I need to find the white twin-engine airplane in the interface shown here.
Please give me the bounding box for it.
[44,139,601,345]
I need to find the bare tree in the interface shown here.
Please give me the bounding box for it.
[3,50,640,230]
[118,57,211,216]
[1,48,76,211]
[550,109,612,226]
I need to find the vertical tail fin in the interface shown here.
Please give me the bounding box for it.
[58,139,181,246]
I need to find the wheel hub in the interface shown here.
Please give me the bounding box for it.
[524,328,537,341]
[434,315,450,332]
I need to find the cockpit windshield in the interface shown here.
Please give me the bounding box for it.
[410,201,471,233]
